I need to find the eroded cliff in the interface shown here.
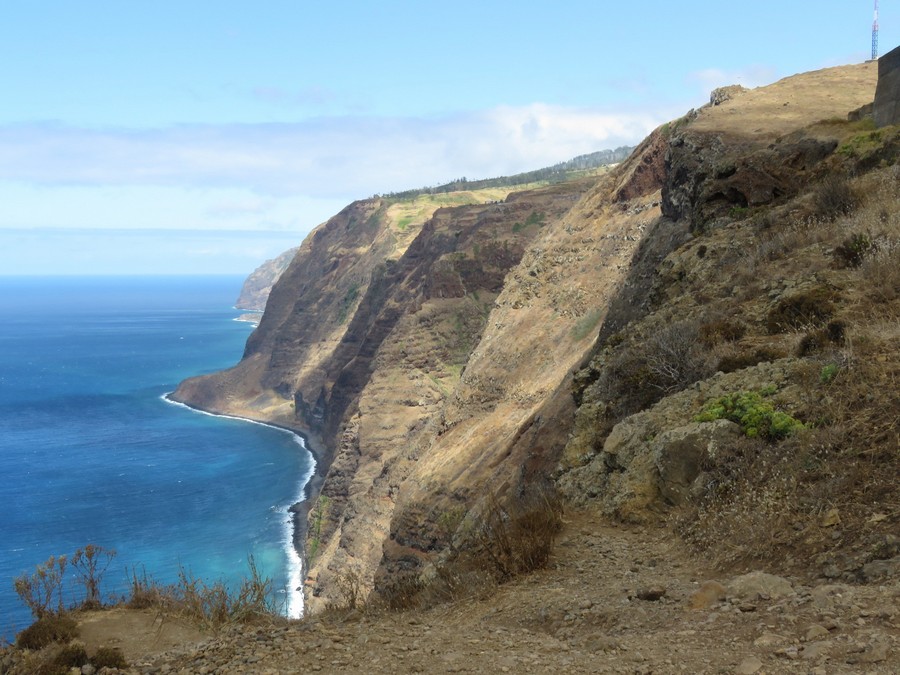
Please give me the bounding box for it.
[173,60,899,613]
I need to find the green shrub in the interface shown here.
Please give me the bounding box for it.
[820,363,839,383]
[695,390,804,440]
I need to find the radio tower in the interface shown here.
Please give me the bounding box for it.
[872,0,879,60]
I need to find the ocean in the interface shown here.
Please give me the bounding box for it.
[0,276,312,638]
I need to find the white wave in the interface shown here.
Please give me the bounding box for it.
[161,393,316,617]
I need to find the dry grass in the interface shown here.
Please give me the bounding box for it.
[375,486,564,613]
[580,158,899,571]
[125,556,278,630]
[673,165,899,568]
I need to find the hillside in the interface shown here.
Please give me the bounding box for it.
[5,58,897,674]
[174,56,895,605]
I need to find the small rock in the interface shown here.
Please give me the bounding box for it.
[801,641,831,661]
[860,640,890,663]
[774,645,800,660]
[636,586,666,601]
[753,632,787,648]
[689,580,727,609]
[805,624,830,641]
[729,571,793,601]
[821,507,841,527]
[735,655,763,674]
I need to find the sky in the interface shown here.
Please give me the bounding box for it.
[1,1,897,276]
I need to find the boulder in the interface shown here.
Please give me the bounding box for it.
[729,571,794,601]
[652,419,741,505]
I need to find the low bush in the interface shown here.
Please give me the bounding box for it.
[811,174,860,221]
[766,288,836,333]
[48,642,88,671]
[699,318,745,347]
[833,232,876,268]
[695,390,805,440]
[796,320,846,357]
[377,486,564,612]
[472,486,564,582]
[92,646,129,669]
[15,615,77,650]
[716,346,786,373]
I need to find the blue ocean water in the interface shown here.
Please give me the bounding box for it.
[0,276,312,638]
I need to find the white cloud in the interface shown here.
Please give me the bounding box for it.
[0,104,668,200]
[686,66,779,99]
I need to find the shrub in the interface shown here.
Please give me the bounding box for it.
[812,174,860,221]
[49,642,88,670]
[796,320,846,357]
[472,486,563,582]
[766,288,836,333]
[699,318,745,347]
[833,232,876,268]
[717,346,786,373]
[92,646,129,669]
[643,319,712,394]
[70,544,116,609]
[13,555,68,619]
[15,615,77,650]
[820,363,839,384]
[695,390,805,440]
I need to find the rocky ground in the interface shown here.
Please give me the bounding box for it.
[19,507,894,675]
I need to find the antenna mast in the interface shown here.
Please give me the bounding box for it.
[872,0,879,60]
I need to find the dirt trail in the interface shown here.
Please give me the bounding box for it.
[92,508,898,674]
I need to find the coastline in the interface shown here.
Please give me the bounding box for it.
[161,393,319,618]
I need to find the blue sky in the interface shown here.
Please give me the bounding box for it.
[1,1,897,275]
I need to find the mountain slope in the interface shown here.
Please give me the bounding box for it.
[171,61,898,616]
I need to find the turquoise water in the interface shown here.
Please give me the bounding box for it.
[0,276,312,637]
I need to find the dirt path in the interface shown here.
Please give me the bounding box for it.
[101,508,898,674]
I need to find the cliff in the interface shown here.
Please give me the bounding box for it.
[172,60,899,615]
[234,247,299,311]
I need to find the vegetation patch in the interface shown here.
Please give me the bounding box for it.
[833,231,876,268]
[336,283,360,325]
[571,308,604,341]
[695,390,805,440]
[716,346,786,373]
[512,210,546,233]
[307,494,330,560]
[15,614,77,650]
[766,288,836,333]
[811,174,861,221]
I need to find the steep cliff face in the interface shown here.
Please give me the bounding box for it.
[234,247,299,311]
[175,60,898,609]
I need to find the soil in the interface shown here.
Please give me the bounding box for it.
[66,508,898,674]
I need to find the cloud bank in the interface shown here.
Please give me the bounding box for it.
[0,105,667,200]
